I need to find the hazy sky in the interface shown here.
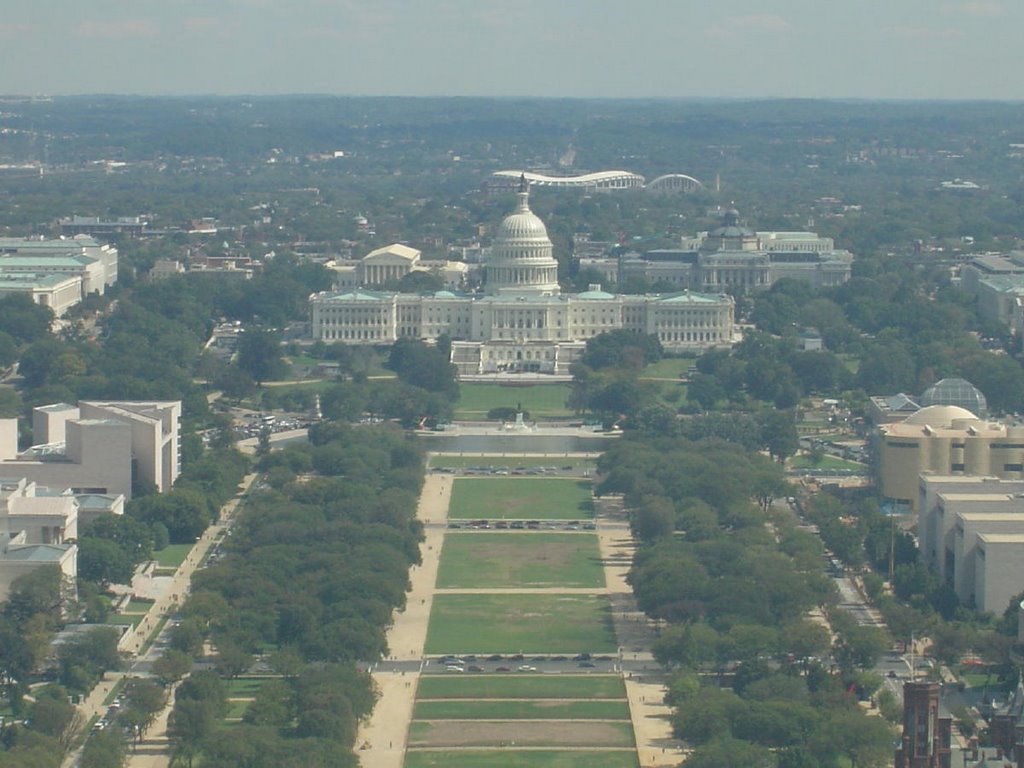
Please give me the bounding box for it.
[2,0,1021,99]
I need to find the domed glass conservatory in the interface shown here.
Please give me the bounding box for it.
[920,378,988,418]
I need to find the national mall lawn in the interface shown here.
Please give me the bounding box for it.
[447,478,593,520]
[424,593,616,654]
[436,532,605,589]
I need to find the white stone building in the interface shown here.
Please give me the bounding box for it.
[625,210,853,293]
[325,244,469,292]
[0,235,119,316]
[311,180,734,374]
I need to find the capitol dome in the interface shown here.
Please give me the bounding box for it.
[485,176,560,296]
[497,196,550,242]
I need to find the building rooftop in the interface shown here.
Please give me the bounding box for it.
[75,494,120,510]
[903,404,981,426]
[956,512,1024,521]
[1,543,72,561]
[35,403,77,414]
[0,236,101,250]
[977,533,1024,543]
[941,493,1018,503]
[657,291,730,304]
[0,272,79,288]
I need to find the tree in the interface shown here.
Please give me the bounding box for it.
[80,728,127,768]
[31,694,79,746]
[213,644,252,679]
[759,410,798,462]
[835,624,888,671]
[57,628,121,692]
[243,679,293,727]
[0,617,33,711]
[688,373,725,411]
[0,293,55,344]
[825,709,895,768]
[168,698,215,768]
[236,327,287,385]
[169,619,205,656]
[4,564,64,626]
[77,538,134,587]
[387,338,458,398]
[152,649,193,686]
[118,679,165,743]
[580,330,663,371]
[129,489,211,543]
[632,495,675,542]
[395,270,444,293]
[82,514,154,564]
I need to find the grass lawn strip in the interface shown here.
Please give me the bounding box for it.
[448,478,592,520]
[404,751,639,768]
[413,699,631,720]
[416,674,625,700]
[437,533,604,589]
[425,594,616,654]
[454,383,572,420]
[408,720,635,748]
[225,678,271,697]
[154,543,194,568]
[638,358,694,379]
[788,454,866,471]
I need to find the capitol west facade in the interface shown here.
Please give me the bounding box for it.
[309,182,735,375]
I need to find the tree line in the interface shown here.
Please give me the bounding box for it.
[162,422,425,767]
[600,433,895,767]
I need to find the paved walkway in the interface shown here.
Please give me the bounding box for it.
[595,495,684,767]
[355,473,452,768]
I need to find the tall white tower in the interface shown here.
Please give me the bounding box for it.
[485,175,560,296]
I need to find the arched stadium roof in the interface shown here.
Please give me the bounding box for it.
[647,173,704,192]
[492,170,645,189]
[492,170,704,192]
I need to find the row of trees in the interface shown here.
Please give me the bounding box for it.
[163,422,425,766]
[600,433,896,766]
[0,564,124,767]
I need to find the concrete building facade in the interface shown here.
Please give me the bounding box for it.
[877,406,1024,512]
[0,401,180,499]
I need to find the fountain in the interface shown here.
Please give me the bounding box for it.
[503,404,536,433]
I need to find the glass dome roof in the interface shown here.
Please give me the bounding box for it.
[920,378,988,418]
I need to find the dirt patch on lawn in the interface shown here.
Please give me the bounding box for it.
[409,721,634,748]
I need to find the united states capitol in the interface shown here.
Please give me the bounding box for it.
[309,180,848,376]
